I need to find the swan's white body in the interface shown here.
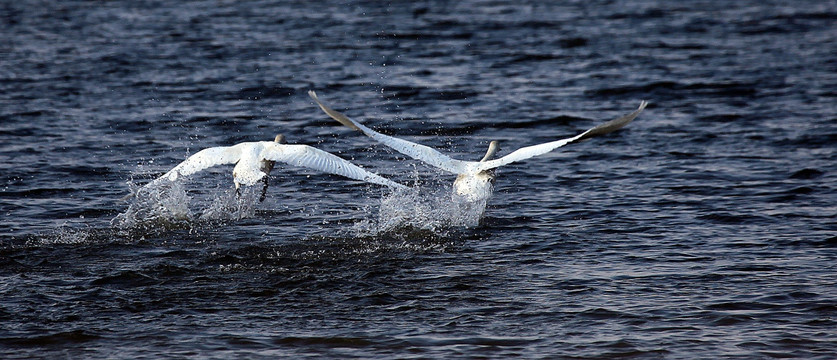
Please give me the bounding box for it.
[309,91,647,223]
[147,134,407,197]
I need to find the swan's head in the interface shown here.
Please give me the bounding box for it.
[274,134,287,144]
[479,141,500,162]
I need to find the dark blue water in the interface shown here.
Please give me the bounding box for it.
[2,0,835,358]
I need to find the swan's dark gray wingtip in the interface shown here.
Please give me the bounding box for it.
[308,90,362,131]
[575,100,648,142]
[479,141,501,162]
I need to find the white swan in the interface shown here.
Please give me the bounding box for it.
[309,90,646,221]
[145,133,407,201]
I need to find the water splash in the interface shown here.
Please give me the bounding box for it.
[112,174,489,236]
[349,184,488,237]
[198,188,259,222]
[112,180,194,229]
[30,226,93,246]
[112,177,271,231]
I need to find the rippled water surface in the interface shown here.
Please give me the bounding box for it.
[1,0,835,358]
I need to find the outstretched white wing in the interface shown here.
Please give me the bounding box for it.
[309,90,473,174]
[155,146,242,182]
[262,143,408,190]
[474,100,647,172]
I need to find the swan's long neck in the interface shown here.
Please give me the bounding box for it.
[257,134,287,202]
[259,134,286,176]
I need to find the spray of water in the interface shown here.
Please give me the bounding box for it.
[114,172,301,231]
[113,175,488,236]
[198,188,259,221]
[112,180,193,229]
[348,184,487,237]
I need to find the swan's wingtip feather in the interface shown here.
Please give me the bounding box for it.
[307,91,362,132]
